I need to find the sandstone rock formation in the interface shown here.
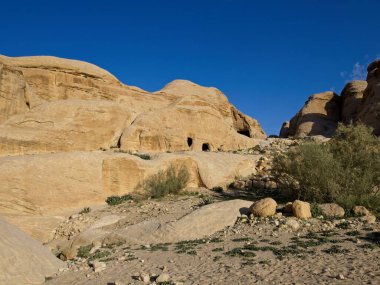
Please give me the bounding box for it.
[280,59,380,137]
[0,55,265,156]
[0,216,65,285]
[281,91,341,138]
[61,199,253,258]
[0,54,265,243]
[0,151,259,242]
[341,80,367,124]
[357,60,380,135]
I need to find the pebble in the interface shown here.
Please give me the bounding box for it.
[139,272,150,283]
[337,274,345,280]
[156,273,170,282]
[92,261,106,273]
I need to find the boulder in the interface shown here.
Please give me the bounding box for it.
[319,203,345,218]
[292,200,311,219]
[286,91,341,138]
[360,215,376,224]
[0,216,65,285]
[250,198,277,217]
[353,206,371,217]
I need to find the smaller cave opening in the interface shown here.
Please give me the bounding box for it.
[202,143,210,151]
[116,134,122,148]
[187,137,193,147]
[237,129,251,137]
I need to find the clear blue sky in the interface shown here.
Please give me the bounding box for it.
[1,0,380,135]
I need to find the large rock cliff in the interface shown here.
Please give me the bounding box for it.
[280,59,379,138]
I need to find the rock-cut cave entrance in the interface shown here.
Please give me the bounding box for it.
[237,129,251,137]
[202,143,210,151]
[187,137,193,147]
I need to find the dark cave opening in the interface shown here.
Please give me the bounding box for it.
[202,143,210,151]
[237,129,251,137]
[187,137,193,147]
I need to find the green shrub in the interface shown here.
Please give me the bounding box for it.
[77,244,92,258]
[273,123,380,210]
[142,164,189,198]
[310,203,323,218]
[106,194,133,206]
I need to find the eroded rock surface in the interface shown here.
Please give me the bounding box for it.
[0,216,65,285]
[0,55,265,155]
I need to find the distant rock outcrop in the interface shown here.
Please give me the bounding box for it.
[280,59,380,137]
[356,60,380,135]
[280,91,341,138]
[340,80,367,124]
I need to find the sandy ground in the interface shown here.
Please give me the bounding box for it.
[45,191,380,285]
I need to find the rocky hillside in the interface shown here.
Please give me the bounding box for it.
[0,55,265,155]
[0,55,266,243]
[280,59,380,138]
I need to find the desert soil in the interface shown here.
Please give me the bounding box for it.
[46,190,380,285]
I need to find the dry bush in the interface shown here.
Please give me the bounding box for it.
[273,123,380,210]
[142,164,190,198]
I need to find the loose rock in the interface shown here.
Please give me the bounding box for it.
[319,203,345,218]
[156,273,170,283]
[250,198,277,217]
[292,200,311,219]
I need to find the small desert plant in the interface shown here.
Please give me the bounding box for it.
[142,164,189,198]
[310,203,323,218]
[114,149,151,160]
[273,123,380,210]
[211,186,224,193]
[106,194,133,205]
[77,244,92,258]
[79,207,91,214]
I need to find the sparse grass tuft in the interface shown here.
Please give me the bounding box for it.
[323,245,349,254]
[106,194,133,206]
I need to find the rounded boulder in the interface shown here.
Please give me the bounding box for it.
[250,198,277,217]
